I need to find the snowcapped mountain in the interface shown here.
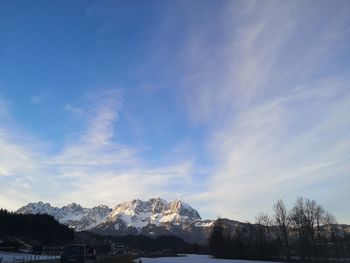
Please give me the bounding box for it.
[17,201,60,216]
[16,201,112,231]
[104,198,201,228]
[16,198,214,243]
[91,198,213,243]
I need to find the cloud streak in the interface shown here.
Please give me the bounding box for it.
[178,0,350,222]
[0,89,195,210]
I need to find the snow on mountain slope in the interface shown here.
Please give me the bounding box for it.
[16,198,213,243]
[16,202,112,231]
[16,198,201,231]
[103,198,201,229]
[16,201,60,216]
[90,198,212,243]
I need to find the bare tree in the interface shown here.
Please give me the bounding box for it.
[256,212,273,242]
[304,198,317,252]
[273,199,290,260]
[289,197,315,258]
[341,225,350,258]
[325,213,339,262]
[315,204,325,243]
[290,198,325,255]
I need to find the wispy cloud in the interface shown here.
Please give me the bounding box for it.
[0,166,12,176]
[30,93,45,104]
[180,1,350,221]
[63,104,84,115]
[0,89,195,209]
[0,116,45,208]
[51,90,194,207]
[55,89,132,167]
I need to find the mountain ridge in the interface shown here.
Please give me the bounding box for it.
[16,198,213,243]
[15,198,350,245]
[16,201,112,231]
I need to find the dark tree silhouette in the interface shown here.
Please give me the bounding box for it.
[209,197,347,262]
[0,209,74,245]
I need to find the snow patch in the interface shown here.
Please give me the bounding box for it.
[0,252,59,263]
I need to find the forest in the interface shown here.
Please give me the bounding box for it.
[209,197,350,262]
[0,209,74,246]
[75,231,205,254]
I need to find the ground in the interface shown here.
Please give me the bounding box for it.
[135,255,280,263]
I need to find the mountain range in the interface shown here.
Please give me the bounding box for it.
[16,198,218,243]
[15,198,350,244]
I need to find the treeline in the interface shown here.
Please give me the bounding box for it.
[75,231,206,254]
[0,209,74,245]
[209,197,350,262]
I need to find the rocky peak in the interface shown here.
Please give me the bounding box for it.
[105,198,201,228]
[149,197,168,213]
[169,199,201,220]
[64,202,83,210]
[91,205,111,212]
[60,203,85,216]
[16,201,59,215]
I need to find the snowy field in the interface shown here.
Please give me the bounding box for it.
[136,254,279,263]
[0,252,59,263]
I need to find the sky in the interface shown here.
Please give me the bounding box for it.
[0,0,350,223]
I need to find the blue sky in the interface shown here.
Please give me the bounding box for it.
[0,0,350,223]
